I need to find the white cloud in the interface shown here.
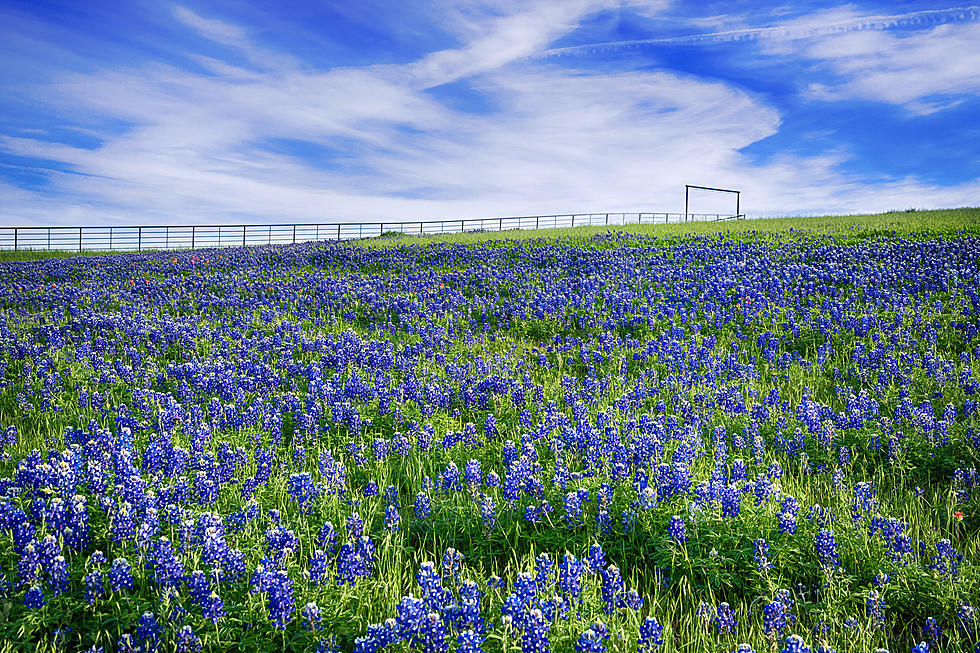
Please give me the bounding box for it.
[800,21,980,113]
[172,5,297,72]
[173,7,248,45]
[1,1,979,227]
[537,4,980,114]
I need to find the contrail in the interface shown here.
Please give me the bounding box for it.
[534,5,980,58]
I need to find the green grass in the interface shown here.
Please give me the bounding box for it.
[355,207,980,247]
[2,208,977,260]
[0,209,977,652]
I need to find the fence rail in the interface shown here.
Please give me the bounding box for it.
[0,211,743,252]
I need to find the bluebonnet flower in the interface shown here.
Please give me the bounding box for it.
[575,622,609,652]
[478,492,497,531]
[851,481,878,523]
[781,635,812,653]
[716,601,738,634]
[721,484,741,519]
[867,590,886,628]
[18,541,40,586]
[383,484,400,509]
[443,548,464,583]
[135,612,160,651]
[754,472,772,506]
[110,503,137,543]
[303,602,323,631]
[779,496,801,535]
[23,584,44,609]
[755,538,772,572]
[287,472,320,513]
[564,490,586,527]
[697,601,714,625]
[595,508,613,533]
[203,590,226,623]
[957,602,976,635]
[384,504,400,531]
[638,616,664,651]
[83,570,104,604]
[318,521,338,554]
[146,537,185,592]
[600,565,624,614]
[521,608,550,653]
[308,549,330,586]
[624,588,643,611]
[336,536,375,586]
[922,616,941,643]
[464,459,482,488]
[262,569,295,629]
[48,555,69,595]
[175,625,202,653]
[455,579,485,634]
[586,544,606,574]
[558,554,583,602]
[414,492,431,520]
[815,529,840,568]
[188,570,211,609]
[930,539,962,578]
[346,512,365,540]
[764,597,791,639]
[668,515,688,544]
[457,629,484,653]
[534,553,553,590]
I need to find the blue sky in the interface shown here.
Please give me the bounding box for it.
[1,0,979,225]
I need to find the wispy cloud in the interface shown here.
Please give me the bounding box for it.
[0,1,978,226]
[800,20,980,113]
[539,5,980,55]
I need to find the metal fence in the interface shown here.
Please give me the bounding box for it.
[0,211,743,252]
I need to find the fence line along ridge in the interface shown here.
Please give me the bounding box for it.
[0,210,743,252]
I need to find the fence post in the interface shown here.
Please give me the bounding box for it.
[337,224,341,241]
[79,227,83,252]
[243,225,247,247]
[268,225,272,245]
[137,226,141,251]
[166,226,170,250]
[109,227,113,250]
[191,226,196,249]
[292,225,296,244]
[13,228,17,251]
[498,217,503,232]
[571,215,575,228]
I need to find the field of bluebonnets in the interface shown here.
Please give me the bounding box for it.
[0,209,978,653]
